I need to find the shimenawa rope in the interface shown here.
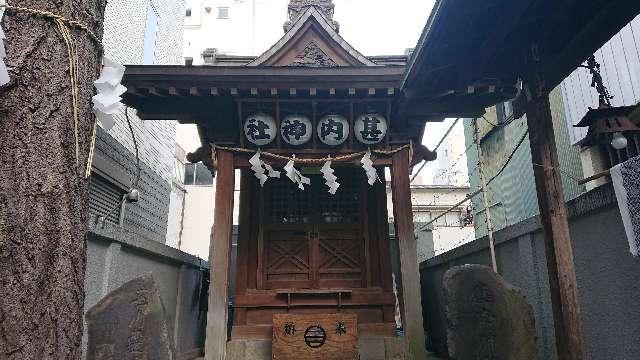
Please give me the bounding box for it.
[212,143,412,165]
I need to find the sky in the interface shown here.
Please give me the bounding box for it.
[178,0,456,183]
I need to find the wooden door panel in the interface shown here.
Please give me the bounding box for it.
[262,169,366,290]
[264,230,312,289]
[317,229,363,288]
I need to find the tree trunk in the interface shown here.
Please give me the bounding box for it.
[0,1,106,359]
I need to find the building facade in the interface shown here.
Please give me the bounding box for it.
[430,120,470,187]
[463,14,640,238]
[183,0,289,65]
[560,14,640,190]
[88,0,186,242]
[387,185,474,261]
[463,87,585,238]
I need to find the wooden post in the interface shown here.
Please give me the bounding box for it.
[205,150,236,360]
[526,87,586,359]
[474,121,498,272]
[391,148,427,360]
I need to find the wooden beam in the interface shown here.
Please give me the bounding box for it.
[390,149,426,360]
[526,87,586,359]
[204,150,235,360]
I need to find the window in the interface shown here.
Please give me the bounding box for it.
[185,8,192,16]
[143,4,159,65]
[184,57,193,66]
[88,174,125,225]
[217,7,229,19]
[184,163,214,185]
[426,210,463,227]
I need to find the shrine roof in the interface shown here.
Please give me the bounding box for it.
[122,66,405,113]
[122,3,410,121]
[204,54,408,67]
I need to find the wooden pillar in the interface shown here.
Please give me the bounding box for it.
[391,148,427,360]
[526,87,586,359]
[205,150,236,360]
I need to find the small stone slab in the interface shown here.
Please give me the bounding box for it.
[85,273,174,360]
[444,264,538,360]
[272,313,358,360]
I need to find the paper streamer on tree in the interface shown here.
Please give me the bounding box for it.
[284,156,310,190]
[0,7,8,87]
[93,57,127,131]
[321,159,340,194]
[361,150,380,186]
[249,150,280,187]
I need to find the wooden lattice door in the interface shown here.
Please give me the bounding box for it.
[262,168,365,290]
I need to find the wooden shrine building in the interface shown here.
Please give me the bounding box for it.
[121,0,640,358]
[120,1,467,359]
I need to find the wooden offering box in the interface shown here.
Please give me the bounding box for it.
[272,313,358,360]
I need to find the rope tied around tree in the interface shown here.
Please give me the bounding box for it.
[0,4,102,45]
[1,3,103,172]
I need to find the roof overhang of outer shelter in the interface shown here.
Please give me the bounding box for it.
[399,0,640,119]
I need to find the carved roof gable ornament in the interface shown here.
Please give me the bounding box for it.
[284,0,339,33]
[287,42,338,67]
[248,6,377,67]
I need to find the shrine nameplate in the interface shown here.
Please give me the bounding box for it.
[272,313,358,360]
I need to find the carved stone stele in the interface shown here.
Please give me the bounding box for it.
[444,265,538,360]
[85,274,174,360]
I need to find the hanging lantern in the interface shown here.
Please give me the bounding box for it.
[574,55,640,150]
[355,112,387,145]
[281,114,312,146]
[244,112,276,146]
[317,114,349,146]
[575,103,639,149]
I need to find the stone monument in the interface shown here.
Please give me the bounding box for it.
[444,264,538,360]
[85,273,175,360]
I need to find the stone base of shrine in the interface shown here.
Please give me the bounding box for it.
[226,336,407,360]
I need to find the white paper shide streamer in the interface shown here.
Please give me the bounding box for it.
[284,156,310,190]
[0,8,8,87]
[93,57,127,131]
[361,150,380,185]
[321,159,340,194]
[249,150,280,187]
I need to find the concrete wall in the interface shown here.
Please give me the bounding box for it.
[419,184,640,360]
[83,220,208,359]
